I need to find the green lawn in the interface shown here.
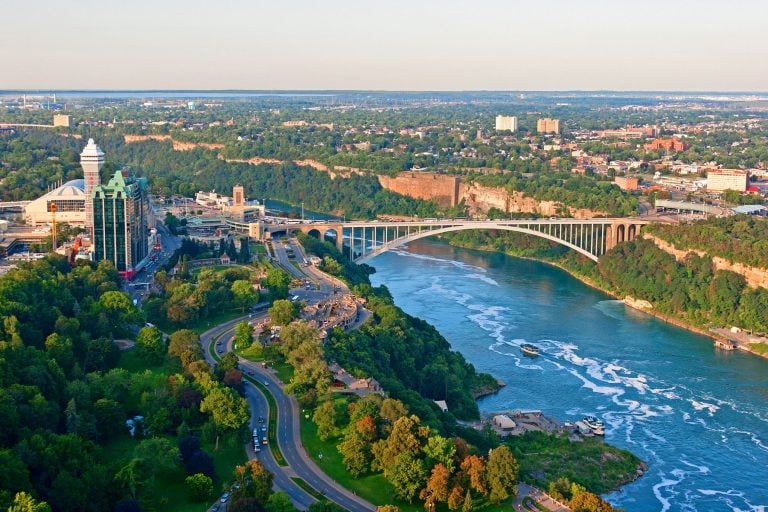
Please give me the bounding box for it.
[749,342,768,355]
[154,308,245,335]
[299,399,514,512]
[118,349,172,376]
[300,414,419,511]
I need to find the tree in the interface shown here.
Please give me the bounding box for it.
[186,450,216,478]
[313,400,338,441]
[447,486,465,510]
[136,325,165,363]
[186,473,214,502]
[234,321,254,349]
[387,452,427,503]
[238,238,252,264]
[424,435,456,472]
[460,455,487,496]
[232,280,258,312]
[233,459,274,504]
[266,491,297,512]
[93,398,125,439]
[200,385,250,432]
[307,501,344,512]
[486,445,518,503]
[168,329,204,372]
[373,415,428,472]
[227,239,238,261]
[419,463,451,508]
[268,299,296,327]
[263,267,290,299]
[377,507,400,512]
[380,398,408,424]
[98,291,141,335]
[461,490,473,512]
[338,430,371,477]
[179,435,201,464]
[570,491,614,512]
[8,492,51,512]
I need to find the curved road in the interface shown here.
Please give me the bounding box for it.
[200,267,376,511]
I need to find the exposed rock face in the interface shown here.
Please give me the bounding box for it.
[377,172,607,217]
[643,233,768,289]
[377,173,460,207]
[624,296,653,310]
[123,135,223,151]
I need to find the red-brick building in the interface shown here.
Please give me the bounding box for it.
[644,137,689,152]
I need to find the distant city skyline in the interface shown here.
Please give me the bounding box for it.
[2,0,767,91]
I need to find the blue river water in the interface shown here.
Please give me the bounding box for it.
[368,239,768,512]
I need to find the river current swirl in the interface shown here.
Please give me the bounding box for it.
[368,240,768,512]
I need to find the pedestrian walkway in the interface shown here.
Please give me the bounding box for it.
[512,483,570,512]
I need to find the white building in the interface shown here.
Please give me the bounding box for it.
[195,190,233,210]
[495,115,518,132]
[24,179,86,226]
[80,138,105,237]
[707,169,748,193]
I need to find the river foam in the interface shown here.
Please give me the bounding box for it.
[372,241,768,512]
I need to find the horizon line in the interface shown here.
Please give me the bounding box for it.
[2,88,768,95]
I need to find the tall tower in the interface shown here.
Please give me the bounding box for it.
[80,138,105,238]
[232,185,245,221]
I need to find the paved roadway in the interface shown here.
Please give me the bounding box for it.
[199,254,376,511]
[200,316,316,510]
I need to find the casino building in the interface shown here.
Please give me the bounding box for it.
[24,179,87,226]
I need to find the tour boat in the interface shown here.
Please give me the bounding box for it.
[583,416,605,436]
[520,343,540,357]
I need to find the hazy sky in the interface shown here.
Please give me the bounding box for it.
[2,0,767,91]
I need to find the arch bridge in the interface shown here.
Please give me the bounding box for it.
[262,218,649,263]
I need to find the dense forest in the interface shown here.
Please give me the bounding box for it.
[645,215,768,269]
[597,237,768,332]
[0,256,299,511]
[0,129,640,218]
[442,223,768,334]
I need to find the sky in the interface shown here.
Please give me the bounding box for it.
[2,0,767,91]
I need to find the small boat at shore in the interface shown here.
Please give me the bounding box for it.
[520,343,540,357]
[574,421,594,436]
[714,338,737,351]
[583,416,605,436]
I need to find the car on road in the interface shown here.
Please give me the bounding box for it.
[261,424,267,432]
[263,381,269,386]
[258,417,264,423]
[262,437,267,445]
[252,428,258,438]
[220,492,230,503]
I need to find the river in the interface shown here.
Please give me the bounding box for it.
[368,239,768,512]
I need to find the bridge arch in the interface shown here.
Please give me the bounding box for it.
[355,224,604,264]
[323,228,339,245]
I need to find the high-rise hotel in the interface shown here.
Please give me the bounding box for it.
[91,168,150,279]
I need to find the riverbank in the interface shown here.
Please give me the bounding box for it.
[369,238,768,511]
[440,236,768,360]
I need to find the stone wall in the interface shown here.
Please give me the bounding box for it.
[643,233,768,289]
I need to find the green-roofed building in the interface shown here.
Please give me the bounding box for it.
[92,170,150,279]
